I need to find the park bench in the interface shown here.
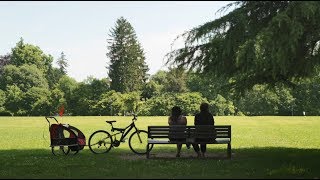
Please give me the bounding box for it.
[146,125,231,158]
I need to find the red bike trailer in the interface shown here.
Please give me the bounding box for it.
[45,116,86,156]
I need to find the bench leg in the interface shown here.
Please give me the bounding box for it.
[227,143,231,159]
[146,143,150,159]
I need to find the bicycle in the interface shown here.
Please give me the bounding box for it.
[88,114,153,155]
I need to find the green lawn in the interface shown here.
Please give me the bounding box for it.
[0,116,319,178]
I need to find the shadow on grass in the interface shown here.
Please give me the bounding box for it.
[0,147,319,179]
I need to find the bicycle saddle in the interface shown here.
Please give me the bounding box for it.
[106,120,116,124]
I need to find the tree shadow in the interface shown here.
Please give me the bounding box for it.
[0,147,319,178]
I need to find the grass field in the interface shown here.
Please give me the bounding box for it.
[0,116,319,179]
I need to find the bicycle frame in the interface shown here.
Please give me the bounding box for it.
[88,114,151,154]
[109,119,139,142]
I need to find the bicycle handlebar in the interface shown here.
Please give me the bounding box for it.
[132,114,137,121]
[45,116,59,124]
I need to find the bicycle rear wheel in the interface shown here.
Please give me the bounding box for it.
[88,130,113,154]
[129,130,153,155]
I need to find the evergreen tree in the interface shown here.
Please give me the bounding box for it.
[57,51,68,75]
[107,17,149,93]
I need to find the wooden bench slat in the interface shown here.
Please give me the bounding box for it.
[148,125,231,140]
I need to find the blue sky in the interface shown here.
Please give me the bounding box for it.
[0,1,234,82]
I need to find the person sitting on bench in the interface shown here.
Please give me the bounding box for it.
[192,103,215,158]
[168,106,187,158]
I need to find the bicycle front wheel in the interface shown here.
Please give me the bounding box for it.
[129,130,152,155]
[88,130,113,154]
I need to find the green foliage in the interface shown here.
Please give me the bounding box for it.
[4,85,24,115]
[174,92,207,115]
[48,87,65,115]
[209,94,236,116]
[57,75,78,98]
[274,84,296,115]
[186,72,233,100]
[56,75,78,114]
[9,38,57,89]
[150,70,168,85]
[23,87,51,116]
[94,91,142,116]
[0,64,50,115]
[69,84,94,116]
[0,39,64,116]
[69,77,110,115]
[165,67,189,93]
[46,65,63,89]
[1,22,319,116]
[138,93,176,116]
[11,38,53,73]
[0,64,48,92]
[236,84,295,116]
[148,70,168,94]
[122,91,141,114]
[139,92,207,116]
[3,85,51,116]
[0,111,11,116]
[292,75,320,115]
[107,17,149,93]
[0,89,6,112]
[94,90,124,116]
[167,1,320,93]
[86,77,110,100]
[141,80,161,100]
[0,54,11,75]
[142,68,189,98]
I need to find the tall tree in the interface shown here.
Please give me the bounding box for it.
[57,51,68,75]
[11,38,51,73]
[107,17,149,93]
[9,38,58,88]
[166,1,320,94]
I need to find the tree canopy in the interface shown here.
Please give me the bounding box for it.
[1,8,320,116]
[166,1,320,93]
[11,38,53,73]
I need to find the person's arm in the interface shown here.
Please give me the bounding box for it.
[182,116,187,125]
[168,117,172,125]
[211,114,215,125]
[194,114,198,125]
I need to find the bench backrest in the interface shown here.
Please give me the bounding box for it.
[148,125,231,140]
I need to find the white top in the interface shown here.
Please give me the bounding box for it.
[168,115,187,125]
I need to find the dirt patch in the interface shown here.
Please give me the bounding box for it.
[119,152,235,160]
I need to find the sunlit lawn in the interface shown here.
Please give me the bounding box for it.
[0,116,319,178]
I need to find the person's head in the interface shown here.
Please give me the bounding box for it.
[171,106,182,117]
[200,103,209,113]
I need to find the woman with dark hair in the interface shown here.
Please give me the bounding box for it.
[192,102,215,157]
[168,106,187,157]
